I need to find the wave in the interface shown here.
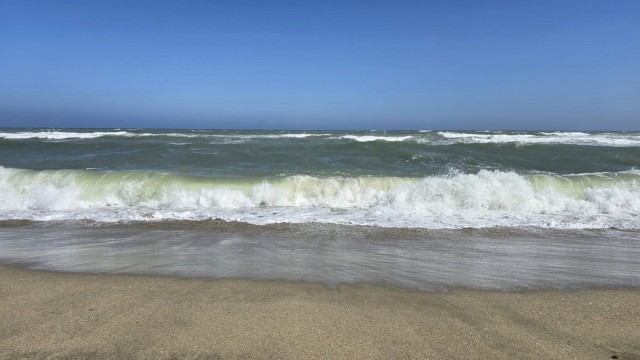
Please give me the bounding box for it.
[1,166,639,228]
[0,130,332,141]
[0,130,403,142]
[0,131,417,144]
[437,131,640,146]
[338,135,413,142]
[0,130,203,140]
[0,130,138,140]
[3,129,640,147]
[208,133,330,139]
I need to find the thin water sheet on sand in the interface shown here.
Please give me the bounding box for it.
[1,221,639,291]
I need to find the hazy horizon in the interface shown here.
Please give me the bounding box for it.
[2,126,640,132]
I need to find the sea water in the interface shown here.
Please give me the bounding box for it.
[1,128,639,289]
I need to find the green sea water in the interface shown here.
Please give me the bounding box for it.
[2,128,640,290]
[1,128,639,228]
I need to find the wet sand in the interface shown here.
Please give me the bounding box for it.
[1,266,639,359]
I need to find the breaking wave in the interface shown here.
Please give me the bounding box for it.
[2,130,640,147]
[437,131,640,146]
[0,130,330,141]
[338,135,414,142]
[0,130,137,140]
[1,166,639,228]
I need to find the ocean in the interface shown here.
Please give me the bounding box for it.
[1,128,639,290]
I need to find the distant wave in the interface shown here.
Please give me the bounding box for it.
[338,135,413,142]
[0,131,415,143]
[0,130,330,141]
[0,130,199,140]
[2,130,639,147]
[1,166,639,229]
[208,133,331,139]
[0,131,137,140]
[437,131,640,146]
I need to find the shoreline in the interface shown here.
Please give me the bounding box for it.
[1,265,639,359]
[2,223,639,291]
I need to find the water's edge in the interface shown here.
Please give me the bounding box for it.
[1,220,638,292]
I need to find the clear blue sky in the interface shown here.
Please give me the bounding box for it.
[1,0,639,130]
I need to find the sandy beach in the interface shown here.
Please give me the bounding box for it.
[0,265,638,359]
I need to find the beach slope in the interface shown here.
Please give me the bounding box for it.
[1,266,638,359]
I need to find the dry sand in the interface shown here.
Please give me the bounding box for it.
[1,265,639,359]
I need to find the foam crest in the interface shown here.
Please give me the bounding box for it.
[0,131,136,140]
[3,130,638,147]
[260,133,327,138]
[0,130,333,141]
[1,166,639,228]
[339,135,413,142]
[437,131,640,146]
[206,133,330,139]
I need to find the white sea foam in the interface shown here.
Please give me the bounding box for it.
[437,131,640,146]
[2,130,638,146]
[208,133,330,139]
[539,131,591,136]
[264,133,325,138]
[0,131,330,141]
[339,135,413,142]
[0,130,204,140]
[1,166,639,229]
[0,131,137,140]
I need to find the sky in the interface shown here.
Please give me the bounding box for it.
[1,0,639,130]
